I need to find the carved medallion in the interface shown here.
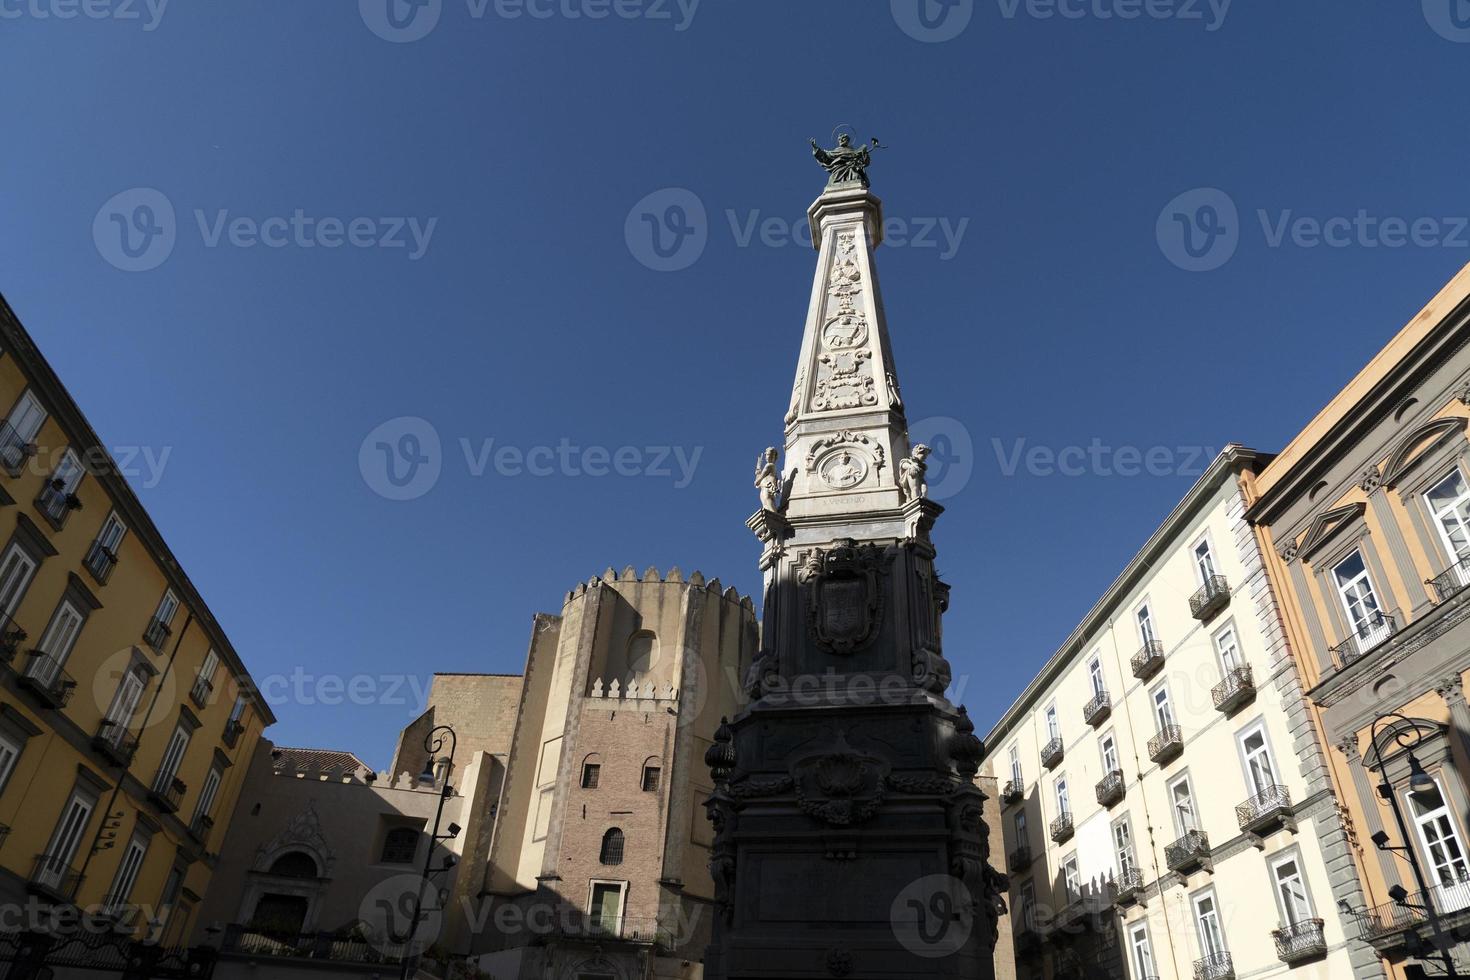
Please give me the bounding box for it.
[790,734,891,826]
[801,539,887,654]
[818,451,869,490]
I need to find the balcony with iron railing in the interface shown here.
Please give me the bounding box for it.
[1212,665,1255,714]
[84,540,119,585]
[551,914,672,946]
[1165,830,1212,874]
[1082,690,1111,727]
[18,651,77,709]
[29,852,84,903]
[190,674,214,708]
[190,813,215,842]
[1431,555,1470,603]
[1329,610,1398,670]
[1095,769,1125,808]
[35,478,81,529]
[0,610,25,664]
[1007,845,1033,872]
[1272,918,1326,963]
[1190,575,1231,621]
[1113,867,1145,906]
[1131,639,1165,679]
[149,775,187,814]
[1000,778,1023,806]
[1050,811,1074,844]
[1352,877,1470,947]
[1040,736,1064,770]
[92,720,139,767]
[1192,951,1234,980]
[223,718,246,749]
[1236,784,1293,835]
[143,615,172,651]
[219,924,406,965]
[0,422,35,476]
[1148,724,1183,764]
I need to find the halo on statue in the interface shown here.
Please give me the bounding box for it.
[831,123,859,145]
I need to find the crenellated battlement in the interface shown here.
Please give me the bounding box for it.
[561,565,754,610]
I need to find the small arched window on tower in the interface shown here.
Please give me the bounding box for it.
[627,630,658,674]
[381,827,421,864]
[641,757,662,793]
[599,827,625,866]
[581,753,602,789]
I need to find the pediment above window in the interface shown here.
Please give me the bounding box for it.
[1295,502,1367,562]
[1383,416,1468,489]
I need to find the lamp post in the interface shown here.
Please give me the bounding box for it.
[399,725,461,980]
[1366,711,1459,979]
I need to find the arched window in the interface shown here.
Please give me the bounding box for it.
[581,753,602,789]
[267,851,318,878]
[641,757,661,792]
[381,827,420,864]
[599,827,625,866]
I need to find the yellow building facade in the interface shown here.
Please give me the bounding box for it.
[1246,263,1470,978]
[0,295,273,951]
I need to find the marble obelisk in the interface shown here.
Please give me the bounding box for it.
[703,142,1004,979]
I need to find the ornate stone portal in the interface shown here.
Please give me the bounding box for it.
[705,147,1003,978]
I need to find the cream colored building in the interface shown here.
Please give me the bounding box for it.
[982,447,1379,980]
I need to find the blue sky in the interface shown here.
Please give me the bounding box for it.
[4,0,1470,767]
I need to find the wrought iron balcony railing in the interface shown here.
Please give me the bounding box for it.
[18,651,77,709]
[1236,783,1292,834]
[1189,575,1231,620]
[84,540,119,584]
[1040,736,1064,769]
[1193,952,1234,980]
[1431,555,1470,603]
[1165,830,1211,874]
[0,422,35,475]
[190,674,214,707]
[1082,690,1111,727]
[1132,639,1165,679]
[1007,845,1032,872]
[92,720,139,767]
[1000,778,1023,806]
[190,813,215,841]
[149,775,187,813]
[219,924,407,964]
[223,718,246,748]
[1050,811,1074,844]
[1329,610,1397,669]
[1148,724,1183,764]
[36,478,81,528]
[1095,769,1125,807]
[1272,918,1326,963]
[1113,866,1145,906]
[143,616,172,651]
[29,852,84,902]
[0,610,25,663]
[1352,877,1470,943]
[1212,665,1255,714]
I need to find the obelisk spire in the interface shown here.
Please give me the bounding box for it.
[773,134,914,526]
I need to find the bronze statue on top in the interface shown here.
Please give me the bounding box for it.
[810,132,884,188]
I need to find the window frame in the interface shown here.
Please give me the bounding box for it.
[1267,847,1316,928]
[1425,464,1470,563]
[1191,886,1229,959]
[1192,532,1218,585]
[1236,720,1280,798]
[1168,771,1199,836]
[103,832,150,915]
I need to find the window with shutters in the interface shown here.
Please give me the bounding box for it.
[103,835,149,913]
[381,826,421,864]
[85,512,127,583]
[154,724,190,793]
[192,767,223,832]
[191,650,219,705]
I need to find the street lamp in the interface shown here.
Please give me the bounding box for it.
[1366,711,1459,979]
[400,725,461,980]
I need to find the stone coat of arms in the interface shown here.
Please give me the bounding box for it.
[801,539,887,655]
